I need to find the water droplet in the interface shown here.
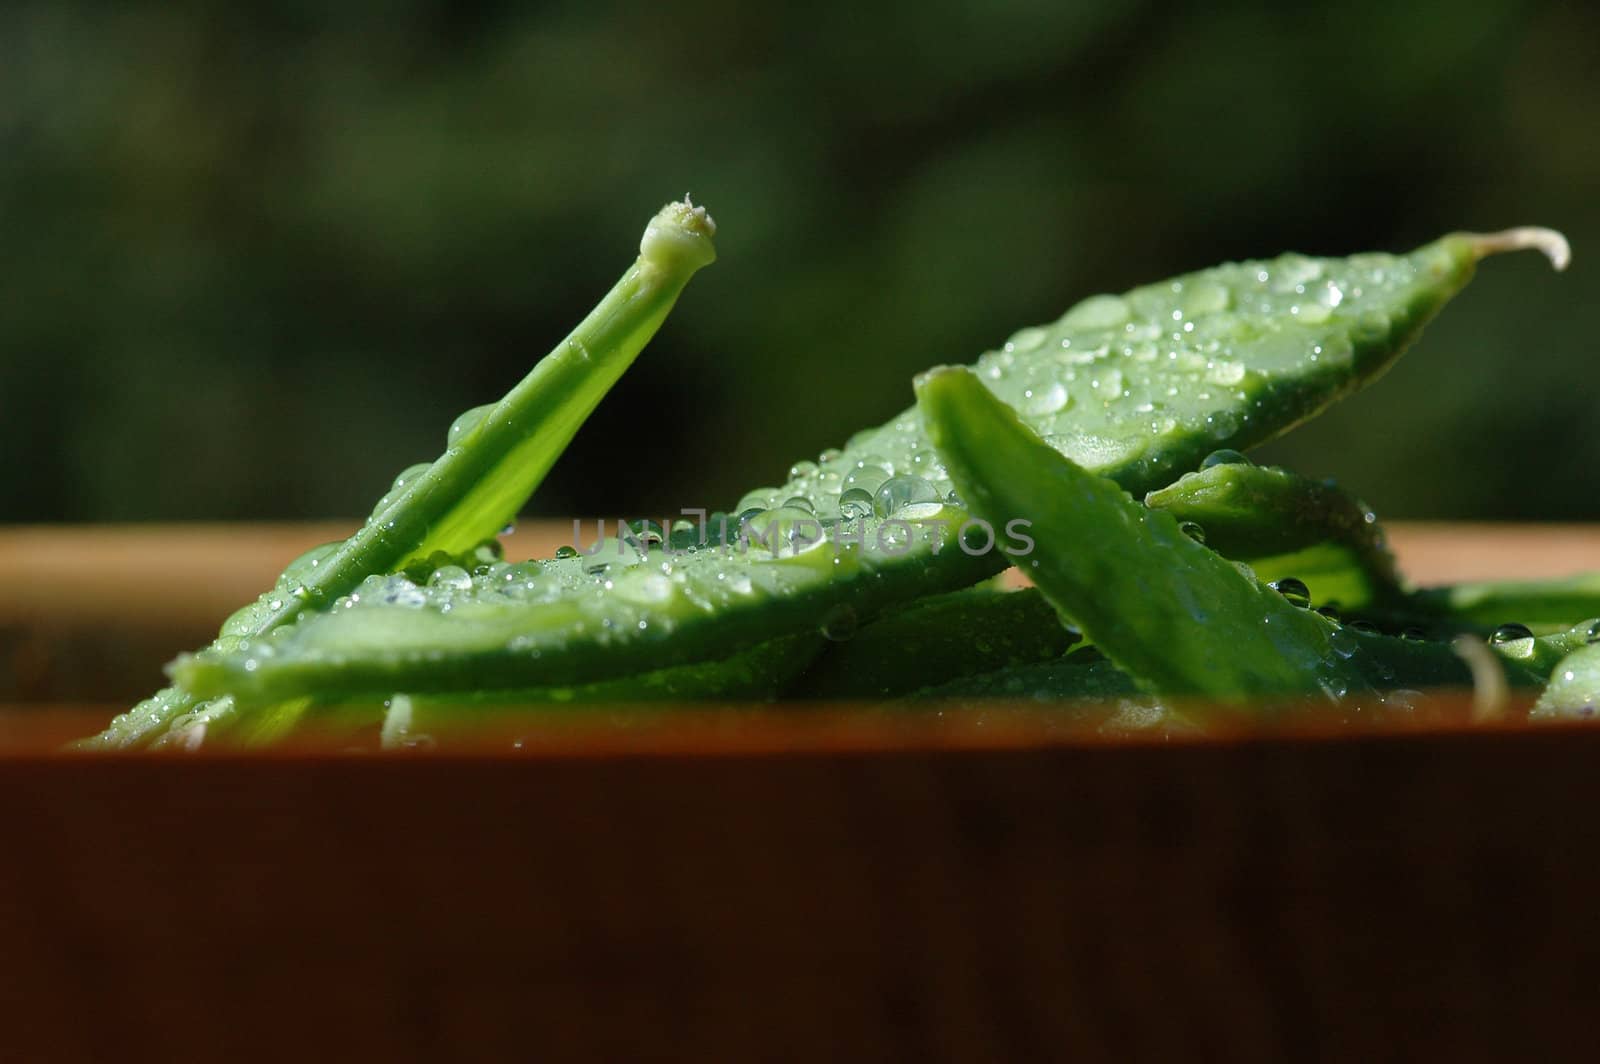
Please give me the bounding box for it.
[1585,620,1600,644]
[842,465,890,494]
[1205,361,1246,386]
[391,462,433,492]
[1005,326,1047,353]
[742,506,827,558]
[1200,448,1251,470]
[873,475,939,518]
[944,489,964,508]
[838,488,874,521]
[821,605,858,642]
[783,495,815,513]
[1350,621,1380,634]
[1270,578,1311,608]
[788,460,818,479]
[1489,623,1534,645]
[554,545,578,559]
[611,570,675,605]
[1178,520,1205,544]
[1400,627,1427,641]
[1315,605,1342,621]
[628,519,666,547]
[735,490,775,515]
[1328,627,1360,659]
[1061,294,1130,331]
[447,405,494,447]
[427,565,472,591]
[1021,381,1069,416]
[907,449,946,478]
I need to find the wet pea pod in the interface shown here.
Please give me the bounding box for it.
[82,199,718,749]
[1409,573,1600,633]
[169,228,1564,713]
[167,632,823,749]
[1531,628,1600,721]
[173,510,1000,705]
[917,365,1361,702]
[1144,455,1404,611]
[789,585,1078,699]
[908,618,1582,715]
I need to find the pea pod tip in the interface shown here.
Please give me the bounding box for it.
[1463,226,1571,272]
[912,364,969,394]
[640,195,718,273]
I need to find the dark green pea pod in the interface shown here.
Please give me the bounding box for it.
[81,200,719,749]
[790,586,1077,699]
[1145,460,1403,610]
[916,365,1364,702]
[910,623,1568,716]
[912,648,1144,702]
[172,229,1565,708]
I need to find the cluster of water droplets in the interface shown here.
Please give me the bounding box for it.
[210,246,1449,683]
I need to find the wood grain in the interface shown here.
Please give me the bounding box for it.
[2,722,1599,1061]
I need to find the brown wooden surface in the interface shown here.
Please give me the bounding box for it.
[2,721,1600,1062]
[2,524,1599,1060]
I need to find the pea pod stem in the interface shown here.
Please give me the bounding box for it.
[81,200,716,750]
[1458,227,1570,271]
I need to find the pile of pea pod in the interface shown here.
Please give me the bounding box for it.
[79,202,1600,750]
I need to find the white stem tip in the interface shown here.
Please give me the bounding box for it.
[1466,226,1571,272]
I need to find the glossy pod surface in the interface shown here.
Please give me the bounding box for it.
[1145,459,1403,610]
[87,201,718,748]
[173,233,1539,709]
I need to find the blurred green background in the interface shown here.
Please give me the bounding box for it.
[2,0,1596,525]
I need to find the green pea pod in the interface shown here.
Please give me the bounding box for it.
[163,632,822,749]
[912,622,1571,711]
[172,229,1564,708]
[82,200,718,749]
[916,365,1358,702]
[1145,459,1403,610]
[1531,635,1600,721]
[1410,573,1600,632]
[790,586,1077,699]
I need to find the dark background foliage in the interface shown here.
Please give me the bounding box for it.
[3,0,1596,524]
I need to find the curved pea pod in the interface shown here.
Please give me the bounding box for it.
[82,200,718,750]
[1481,618,1600,679]
[916,365,1360,702]
[1531,635,1600,721]
[1410,573,1600,633]
[172,229,1565,708]
[790,585,1077,699]
[1144,459,1403,610]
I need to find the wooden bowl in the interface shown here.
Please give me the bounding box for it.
[2,524,1598,1061]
